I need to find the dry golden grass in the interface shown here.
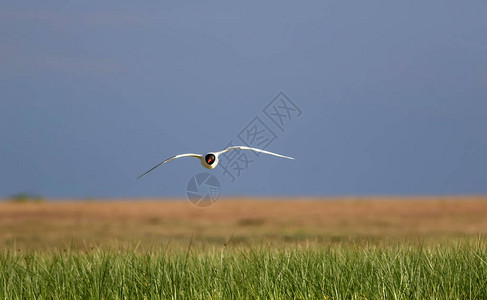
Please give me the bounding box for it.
[1,196,486,250]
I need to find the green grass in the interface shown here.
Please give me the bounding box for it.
[1,240,486,299]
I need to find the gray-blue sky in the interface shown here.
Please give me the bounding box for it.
[1,1,486,198]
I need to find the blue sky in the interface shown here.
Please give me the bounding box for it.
[1,1,486,198]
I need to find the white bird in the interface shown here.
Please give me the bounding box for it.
[137,146,294,179]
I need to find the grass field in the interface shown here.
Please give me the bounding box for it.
[1,196,486,298]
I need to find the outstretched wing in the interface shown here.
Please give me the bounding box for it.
[217,146,294,160]
[137,153,202,179]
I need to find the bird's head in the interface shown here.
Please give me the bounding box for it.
[205,153,216,165]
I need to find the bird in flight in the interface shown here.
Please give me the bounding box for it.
[137,146,294,179]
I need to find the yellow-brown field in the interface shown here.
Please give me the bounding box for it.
[1,196,486,250]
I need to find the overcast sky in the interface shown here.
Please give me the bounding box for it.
[1,1,486,198]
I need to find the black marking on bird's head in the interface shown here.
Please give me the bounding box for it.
[205,153,216,165]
